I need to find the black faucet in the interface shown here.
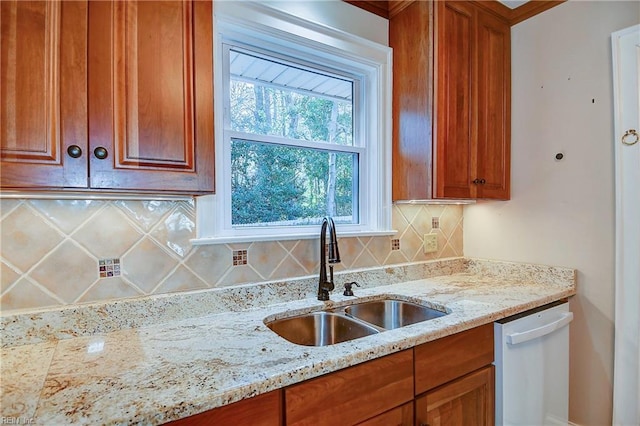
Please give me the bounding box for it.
[318,217,341,301]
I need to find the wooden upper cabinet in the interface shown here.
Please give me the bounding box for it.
[0,1,88,189]
[1,0,214,194]
[434,1,510,200]
[390,0,434,201]
[88,0,214,193]
[434,1,475,199]
[475,9,511,199]
[391,0,510,201]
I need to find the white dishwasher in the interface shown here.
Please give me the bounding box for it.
[494,301,573,425]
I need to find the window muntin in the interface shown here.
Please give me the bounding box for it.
[224,45,362,229]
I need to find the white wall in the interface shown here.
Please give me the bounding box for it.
[464,2,639,424]
[257,1,388,45]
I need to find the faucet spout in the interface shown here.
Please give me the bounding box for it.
[318,217,341,301]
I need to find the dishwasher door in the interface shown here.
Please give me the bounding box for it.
[494,302,573,425]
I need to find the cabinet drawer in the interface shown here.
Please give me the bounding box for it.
[285,350,414,426]
[357,402,413,426]
[415,324,494,394]
[167,390,282,426]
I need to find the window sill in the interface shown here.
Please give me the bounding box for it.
[191,229,397,245]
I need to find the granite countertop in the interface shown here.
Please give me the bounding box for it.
[0,258,576,425]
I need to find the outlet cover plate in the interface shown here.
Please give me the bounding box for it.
[424,234,438,253]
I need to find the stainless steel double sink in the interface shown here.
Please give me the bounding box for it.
[265,298,448,346]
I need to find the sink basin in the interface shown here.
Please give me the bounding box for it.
[345,299,446,330]
[266,312,379,346]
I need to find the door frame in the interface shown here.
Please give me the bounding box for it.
[611,23,640,426]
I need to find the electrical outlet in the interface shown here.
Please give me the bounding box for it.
[424,234,438,254]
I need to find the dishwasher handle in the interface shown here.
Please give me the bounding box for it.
[506,312,573,345]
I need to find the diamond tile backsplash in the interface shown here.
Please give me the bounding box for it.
[0,199,463,313]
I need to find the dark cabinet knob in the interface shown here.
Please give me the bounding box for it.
[94,146,108,160]
[472,178,487,185]
[479,178,486,184]
[67,145,82,158]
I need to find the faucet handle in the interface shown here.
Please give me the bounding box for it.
[343,281,361,296]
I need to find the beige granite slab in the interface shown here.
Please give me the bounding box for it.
[0,258,577,425]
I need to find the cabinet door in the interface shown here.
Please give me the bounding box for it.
[433,0,475,199]
[285,350,414,426]
[390,0,434,201]
[88,0,214,193]
[416,366,495,426]
[167,390,282,426]
[475,9,510,200]
[1,1,88,189]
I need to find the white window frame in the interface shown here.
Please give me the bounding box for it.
[193,2,393,244]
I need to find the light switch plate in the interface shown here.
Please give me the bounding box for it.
[424,234,438,253]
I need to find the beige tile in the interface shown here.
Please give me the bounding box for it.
[338,237,365,269]
[439,242,458,258]
[366,236,392,265]
[122,238,178,294]
[399,227,423,261]
[424,205,446,218]
[29,199,105,234]
[391,206,410,235]
[113,200,175,232]
[395,204,422,225]
[73,204,143,259]
[150,204,195,258]
[383,249,409,265]
[31,241,98,303]
[279,240,299,251]
[1,261,20,293]
[289,239,319,274]
[410,206,433,236]
[218,264,262,287]
[350,249,378,270]
[0,199,22,219]
[439,205,463,237]
[152,266,209,295]
[268,254,308,281]
[448,223,464,256]
[77,277,143,304]
[184,245,232,286]
[0,278,61,312]
[1,204,64,272]
[436,230,449,258]
[248,241,288,280]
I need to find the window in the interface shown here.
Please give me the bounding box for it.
[195,2,392,243]
[227,47,360,228]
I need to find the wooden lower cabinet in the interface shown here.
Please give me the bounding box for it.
[415,366,495,426]
[165,325,495,426]
[414,323,494,394]
[167,390,282,426]
[285,350,414,426]
[357,402,414,426]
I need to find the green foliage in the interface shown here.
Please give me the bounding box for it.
[230,81,356,226]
